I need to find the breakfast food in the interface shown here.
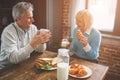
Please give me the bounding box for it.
[76,30,83,39]
[69,64,87,77]
[77,30,83,36]
[34,57,57,70]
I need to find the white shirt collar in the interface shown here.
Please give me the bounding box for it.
[84,27,92,35]
[14,22,29,33]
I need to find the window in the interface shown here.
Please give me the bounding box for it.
[70,0,120,36]
[88,0,117,32]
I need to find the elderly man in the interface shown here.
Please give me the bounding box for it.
[0,2,51,70]
[70,9,101,62]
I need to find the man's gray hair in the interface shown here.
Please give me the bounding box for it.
[12,2,33,21]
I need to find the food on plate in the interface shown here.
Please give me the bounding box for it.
[69,64,88,77]
[34,57,57,70]
[51,57,58,66]
[69,68,78,75]
[76,68,87,77]
[71,64,79,68]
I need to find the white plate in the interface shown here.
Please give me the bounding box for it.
[38,58,53,60]
[40,67,57,70]
[38,58,57,70]
[69,65,92,78]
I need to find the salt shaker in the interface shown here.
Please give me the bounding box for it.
[57,48,69,80]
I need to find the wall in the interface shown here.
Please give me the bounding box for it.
[46,0,63,52]
[62,0,120,80]
[30,0,46,29]
[62,0,70,38]
[99,36,120,79]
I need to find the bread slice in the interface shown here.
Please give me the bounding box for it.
[51,57,58,66]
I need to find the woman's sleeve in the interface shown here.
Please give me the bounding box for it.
[85,32,101,59]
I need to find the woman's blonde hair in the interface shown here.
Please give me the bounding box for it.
[76,9,93,28]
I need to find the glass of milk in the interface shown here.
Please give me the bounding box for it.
[57,62,69,80]
[61,39,70,48]
[57,48,69,80]
[39,28,49,34]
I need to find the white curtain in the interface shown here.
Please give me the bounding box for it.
[69,0,86,37]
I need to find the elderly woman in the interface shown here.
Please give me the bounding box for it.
[0,2,51,70]
[70,9,101,62]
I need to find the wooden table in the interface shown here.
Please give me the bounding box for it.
[0,51,109,80]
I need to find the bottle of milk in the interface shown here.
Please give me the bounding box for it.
[57,48,69,80]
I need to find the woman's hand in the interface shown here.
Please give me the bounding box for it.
[76,30,88,47]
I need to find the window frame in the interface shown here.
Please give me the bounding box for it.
[86,0,120,36]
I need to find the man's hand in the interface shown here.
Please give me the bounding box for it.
[30,31,51,48]
[41,31,51,43]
